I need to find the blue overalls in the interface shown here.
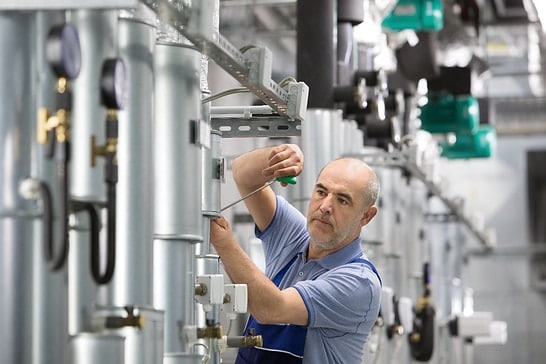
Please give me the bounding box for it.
[235,254,381,364]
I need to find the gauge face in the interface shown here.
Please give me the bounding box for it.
[100,58,128,110]
[46,23,82,79]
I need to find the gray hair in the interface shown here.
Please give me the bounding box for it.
[364,168,380,207]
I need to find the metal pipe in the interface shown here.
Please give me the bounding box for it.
[293,109,343,214]
[107,14,156,308]
[33,11,71,364]
[68,8,118,334]
[0,11,37,364]
[153,42,204,356]
[69,333,125,364]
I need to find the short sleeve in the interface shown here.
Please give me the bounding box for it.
[293,262,381,333]
[256,196,309,277]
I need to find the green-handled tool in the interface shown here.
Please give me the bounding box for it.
[220,176,296,212]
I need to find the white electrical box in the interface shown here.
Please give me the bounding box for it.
[381,287,395,326]
[398,296,414,333]
[223,284,248,319]
[196,274,225,311]
[451,311,493,337]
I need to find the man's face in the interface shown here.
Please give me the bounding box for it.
[306,160,368,251]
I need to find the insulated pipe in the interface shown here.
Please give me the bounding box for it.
[337,22,354,86]
[32,11,71,364]
[0,12,37,364]
[293,109,343,214]
[297,0,336,108]
[69,333,125,364]
[106,14,156,308]
[68,9,118,334]
[71,10,117,200]
[153,43,203,239]
[153,42,203,356]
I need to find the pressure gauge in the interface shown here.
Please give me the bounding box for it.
[46,23,82,80]
[100,58,128,110]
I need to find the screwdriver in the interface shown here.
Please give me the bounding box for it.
[220,176,297,212]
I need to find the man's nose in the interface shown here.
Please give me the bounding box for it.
[319,194,334,214]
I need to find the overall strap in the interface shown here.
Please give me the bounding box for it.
[236,254,305,364]
[272,254,298,286]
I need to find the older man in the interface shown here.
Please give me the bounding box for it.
[210,143,381,364]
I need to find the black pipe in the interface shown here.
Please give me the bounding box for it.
[297,0,336,109]
[336,0,363,87]
[39,178,68,271]
[89,114,118,285]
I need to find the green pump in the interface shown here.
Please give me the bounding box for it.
[382,0,444,31]
[419,92,496,159]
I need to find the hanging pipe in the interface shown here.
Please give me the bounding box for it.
[36,23,82,271]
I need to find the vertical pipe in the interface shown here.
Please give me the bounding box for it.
[199,126,222,363]
[297,0,336,108]
[70,9,117,201]
[0,12,36,364]
[70,333,125,364]
[108,13,156,309]
[293,109,343,214]
[33,10,70,364]
[153,42,203,356]
[68,9,119,334]
[153,42,203,239]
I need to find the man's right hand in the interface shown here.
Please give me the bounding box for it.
[262,144,304,184]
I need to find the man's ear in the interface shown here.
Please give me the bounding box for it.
[360,206,378,227]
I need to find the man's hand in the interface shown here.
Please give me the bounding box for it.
[262,144,304,184]
[209,216,236,251]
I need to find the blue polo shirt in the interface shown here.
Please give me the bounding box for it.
[253,196,381,364]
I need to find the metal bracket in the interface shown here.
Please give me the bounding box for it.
[211,116,301,138]
[143,0,308,122]
[0,0,138,9]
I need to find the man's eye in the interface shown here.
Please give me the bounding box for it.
[338,198,349,205]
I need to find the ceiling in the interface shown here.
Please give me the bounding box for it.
[217,0,546,134]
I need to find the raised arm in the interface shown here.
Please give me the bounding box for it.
[231,144,303,231]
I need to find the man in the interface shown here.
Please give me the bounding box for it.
[210,143,381,364]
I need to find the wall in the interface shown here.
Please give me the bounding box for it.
[438,134,546,364]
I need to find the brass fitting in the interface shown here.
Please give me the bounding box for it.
[197,325,223,339]
[91,135,118,167]
[104,310,144,330]
[195,283,207,296]
[241,334,263,347]
[37,108,68,144]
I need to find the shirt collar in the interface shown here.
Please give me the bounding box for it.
[299,237,363,270]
